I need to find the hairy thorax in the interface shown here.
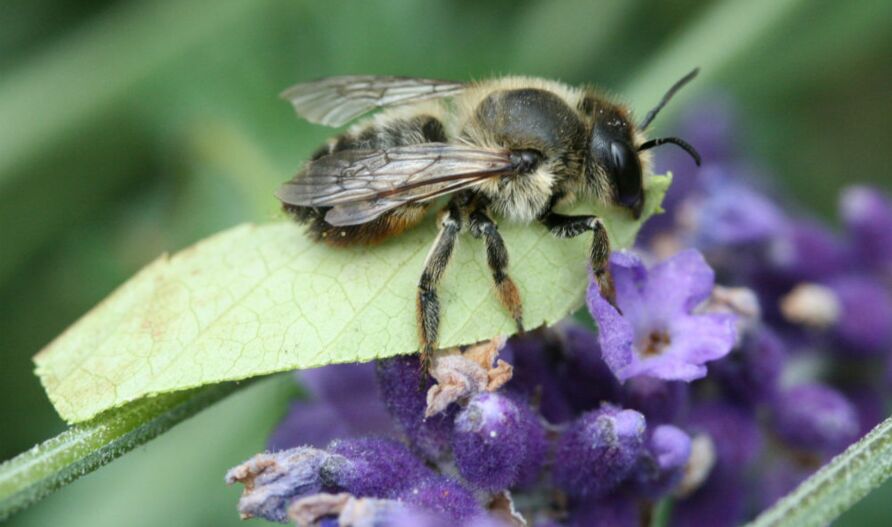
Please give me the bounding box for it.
[455,80,591,222]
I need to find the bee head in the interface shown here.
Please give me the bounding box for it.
[590,115,646,218]
[590,68,703,220]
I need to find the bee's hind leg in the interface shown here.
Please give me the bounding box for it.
[539,211,616,307]
[417,203,462,372]
[469,209,524,333]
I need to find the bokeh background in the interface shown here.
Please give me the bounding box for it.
[1,0,890,525]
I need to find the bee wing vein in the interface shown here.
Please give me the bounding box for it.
[281,76,465,127]
[277,144,513,225]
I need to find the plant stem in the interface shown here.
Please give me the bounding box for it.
[747,417,892,527]
[0,382,245,521]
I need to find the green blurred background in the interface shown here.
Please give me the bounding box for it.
[1,0,890,524]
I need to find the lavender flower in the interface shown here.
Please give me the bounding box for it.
[635,424,693,497]
[452,392,527,491]
[621,376,688,424]
[399,475,482,523]
[710,326,786,406]
[553,404,646,498]
[827,276,892,355]
[692,170,788,248]
[687,401,762,474]
[559,323,623,414]
[225,447,330,522]
[376,355,455,460]
[269,362,394,450]
[321,437,430,497]
[771,383,860,454]
[503,331,575,424]
[587,249,738,382]
[841,185,892,274]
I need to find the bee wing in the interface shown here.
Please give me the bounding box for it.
[280,76,465,127]
[276,143,513,226]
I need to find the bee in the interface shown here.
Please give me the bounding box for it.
[276,71,701,368]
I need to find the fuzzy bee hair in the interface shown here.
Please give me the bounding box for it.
[276,72,700,368]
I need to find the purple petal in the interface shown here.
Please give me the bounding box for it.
[668,313,738,363]
[586,281,635,380]
[645,249,716,317]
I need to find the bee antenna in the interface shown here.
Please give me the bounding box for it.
[638,137,702,166]
[638,67,700,131]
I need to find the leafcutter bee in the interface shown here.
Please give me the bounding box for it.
[276,71,701,369]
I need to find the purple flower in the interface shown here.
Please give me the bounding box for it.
[672,470,745,527]
[553,404,646,498]
[558,323,622,414]
[840,185,892,274]
[452,392,527,491]
[376,355,455,460]
[635,424,693,497]
[827,276,892,355]
[269,362,394,450]
[321,437,430,498]
[621,376,689,424]
[399,475,482,523]
[691,169,788,248]
[687,401,762,474]
[503,332,575,424]
[771,383,859,454]
[512,396,548,488]
[767,219,850,282]
[225,447,329,522]
[587,249,738,382]
[710,326,787,406]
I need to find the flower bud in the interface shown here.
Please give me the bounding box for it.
[399,475,482,523]
[322,437,430,498]
[621,376,688,424]
[225,447,329,522]
[452,392,526,491]
[376,355,455,460]
[841,185,892,272]
[771,383,859,454]
[635,424,693,497]
[688,401,761,475]
[553,405,646,498]
[512,397,548,488]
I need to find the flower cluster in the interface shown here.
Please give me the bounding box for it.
[227,96,891,526]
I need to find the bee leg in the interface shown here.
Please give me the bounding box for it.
[417,203,462,372]
[539,212,617,308]
[469,209,524,333]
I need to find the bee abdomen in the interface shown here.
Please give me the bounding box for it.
[288,114,448,245]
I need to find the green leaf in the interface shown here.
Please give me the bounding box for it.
[747,417,892,527]
[34,175,670,424]
[0,380,249,522]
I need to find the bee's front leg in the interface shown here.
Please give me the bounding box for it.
[468,208,524,333]
[417,203,462,372]
[539,211,616,307]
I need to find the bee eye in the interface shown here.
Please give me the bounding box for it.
[608,141,643,217]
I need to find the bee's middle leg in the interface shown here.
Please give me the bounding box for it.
[417,204,462,371]
[539,211,616,306]
[469,209,524,332]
